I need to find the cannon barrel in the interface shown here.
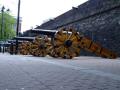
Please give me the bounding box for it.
[30,29,56,36]
[7,40,23,43]
[14,37,35,41]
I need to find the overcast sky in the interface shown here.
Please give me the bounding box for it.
[0,0,88,32]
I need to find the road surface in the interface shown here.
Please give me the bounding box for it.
[0,53,120,90]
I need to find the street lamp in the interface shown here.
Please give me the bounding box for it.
[1,6,5,41]
[0,6,10,53]
[0,6,10,40]
[0,6,6,53]
[16,0,21,36]
[15,0,21,54]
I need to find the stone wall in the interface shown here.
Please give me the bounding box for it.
[36,0,120,56]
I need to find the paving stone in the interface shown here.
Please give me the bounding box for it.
[0,54,120,90]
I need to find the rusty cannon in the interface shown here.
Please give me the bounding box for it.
[12,37,35,55]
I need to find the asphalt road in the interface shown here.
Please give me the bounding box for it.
[0,53,120,90]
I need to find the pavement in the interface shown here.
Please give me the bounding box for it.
[0,53,120,90]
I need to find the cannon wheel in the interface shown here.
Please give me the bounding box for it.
[30,36,51,57]
[19,41,31,55]
[54,28,81,59]
[47,46,60,58]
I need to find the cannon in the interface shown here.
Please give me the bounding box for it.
[30,36,52,57]
[5,40,22,54]
[12,37,35,55]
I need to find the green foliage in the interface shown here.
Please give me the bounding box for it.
[0,11,16,41]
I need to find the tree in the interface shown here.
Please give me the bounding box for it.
[0,10,16,41]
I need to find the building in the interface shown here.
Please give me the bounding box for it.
[13,17,22,33]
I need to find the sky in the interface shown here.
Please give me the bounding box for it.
[0,0,88,32]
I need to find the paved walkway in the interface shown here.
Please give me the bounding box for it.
[0,53,120,90]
